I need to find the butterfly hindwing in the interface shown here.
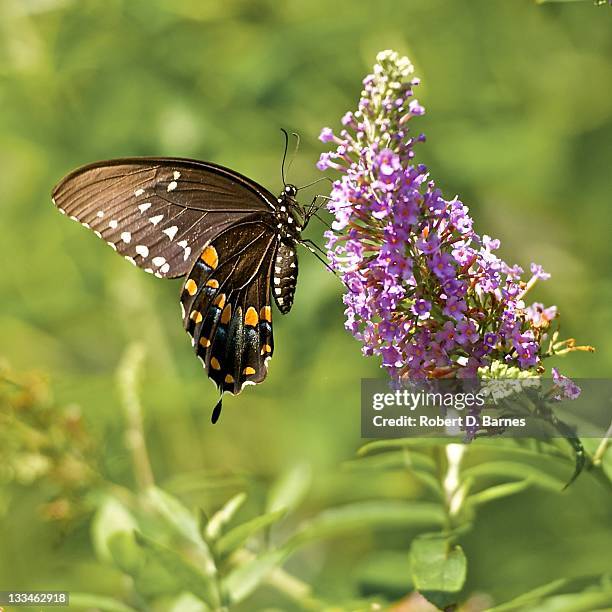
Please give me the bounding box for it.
[182,220,277,394]
[52,157,277,278]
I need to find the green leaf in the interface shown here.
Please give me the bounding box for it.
[167,592,210,612]
[466,479,533,507]
[135,532,219,608]
[145,486,210,553]
[410,534,467,610]
[488,574,612,611]
[69,593,138,612]
[266,462,312,514]
[204,492,247,541]
[358,438,442,456]
[216,508,286,557]
[91,496,138,564]
[461,461,565,491]
[349,448,437,473]
[285,501,445,551]
[107,530,145,575]
[224,549,288,604]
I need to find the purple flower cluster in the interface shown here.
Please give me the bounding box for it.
[319,50,584,384]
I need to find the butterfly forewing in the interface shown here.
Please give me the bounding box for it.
[182,221,276,393]
[52,157,277,278]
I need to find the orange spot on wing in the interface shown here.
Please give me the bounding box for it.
[243,366,256,376]
[220,303,232,325]
[201,245,219,269]
[213,293,226,309]
[210,357,221,370]
[261,344,272,355]
[190,310,203,323]
[244,306,258,326]
[224,374,235,384]
[206,278,219,289]
[200,337,210,348]
[185,279,197,296]
[260,305,272,322]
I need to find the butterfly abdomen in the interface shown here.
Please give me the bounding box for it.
[272,241,298,314]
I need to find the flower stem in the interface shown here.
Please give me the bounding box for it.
[592,419,612,466]
[117,343,155,491]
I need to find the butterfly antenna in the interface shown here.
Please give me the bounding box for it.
[211,394,223,424]
[280,128,290,186]
[297,176,334,190]
[285,132,300,178]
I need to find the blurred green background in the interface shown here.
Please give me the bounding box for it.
[0,0,611,610]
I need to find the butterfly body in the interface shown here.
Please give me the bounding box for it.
[52,157,311,419]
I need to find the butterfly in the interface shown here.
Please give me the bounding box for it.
[51,134,327,423]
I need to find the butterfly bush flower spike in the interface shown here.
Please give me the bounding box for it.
[319,50,592,385]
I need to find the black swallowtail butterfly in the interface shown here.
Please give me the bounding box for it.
[52,137,325,423]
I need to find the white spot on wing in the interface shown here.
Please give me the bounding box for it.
[96,210,105,218]
[94,231,102,238]
[183,246,191,261]
[144,268,153,274]
[135,245,149,258]
[173,171,181,180]
[121,231,131,243]
[274,287,281,295]
[134,188,145,197]
[163,226,178,240]
[149,215,163,226]
[152,256,166,267]
[109,220,118,229]
[125,256,136,266]
[160,262,170,274]
[138,202,152,213]
[167,181,177,192]
[274,278,280,285]
[107,242,117,250]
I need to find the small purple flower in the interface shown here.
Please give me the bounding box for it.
[483,332,499,349]
[551,368,581,401]
[456,320,479,345]
[525,302,558,327]
[416,232,440,255]
[442,296,467,321]
[530,263,551,281]
[319,127,336,143]
[376,148,402,183]
[411,299,432,320]
[431,252,456,280]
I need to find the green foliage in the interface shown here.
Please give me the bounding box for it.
[410,535,467,609]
